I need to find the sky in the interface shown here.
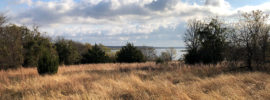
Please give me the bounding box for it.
[0,0,270,47]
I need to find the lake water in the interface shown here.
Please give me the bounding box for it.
[111,48,186,60]
[155,48,186,60]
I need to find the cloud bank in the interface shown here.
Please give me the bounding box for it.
[5,0,270,46]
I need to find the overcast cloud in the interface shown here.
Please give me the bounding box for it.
[1,0,270,46]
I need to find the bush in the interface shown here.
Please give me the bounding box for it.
[155,52,171,64]
[81,44,109,63]
[116,43,145,63]
[55,38,81,65]
[184,49,201,64]
[37,50,59,75]
[155,57,164,64]
[23,34,53,67]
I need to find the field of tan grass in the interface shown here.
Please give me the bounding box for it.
[1,62,270,100]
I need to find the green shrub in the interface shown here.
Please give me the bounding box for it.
[37,50,59,75]
[184,49,201,64]
[81,44,109,63]
[155,57,164,64]
[116,43,145,63]
[55,38,81,65]
[23,35,52,67]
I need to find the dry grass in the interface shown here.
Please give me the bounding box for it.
[0,62,270,100]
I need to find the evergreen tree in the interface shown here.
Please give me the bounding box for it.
[116,43,145,63]
[81,44,108,63]
[37,47,59,75]
[22,27,52,67]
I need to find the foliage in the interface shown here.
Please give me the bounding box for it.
[199,18,227,64]
[116,43,145,63]
[184,48,201,64]
[184,18,228,64]
[0,24,23,69]
[106,52,117,63]
[98,44,111,53]
[235,10,270,70]
[37,49,59,75]
[155,57,165,64]
[55,38,81,65]
[81,44,109,63]
[0,14,6,26]
[22,26,52,67]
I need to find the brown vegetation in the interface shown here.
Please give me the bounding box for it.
[1,62,270,100]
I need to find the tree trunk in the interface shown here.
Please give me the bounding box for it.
[247,57,253,71]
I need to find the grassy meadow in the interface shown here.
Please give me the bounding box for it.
[1,62,270,100]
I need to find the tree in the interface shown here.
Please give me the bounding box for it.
[183,18,228,64]
[22,26,53,67]
[184,19,203,52]
[55,38,81,65]
[81,44,109,63]
[198,18,228,64]
[160,51,171,62]
[237,10,270,70]
[139,46,157,61]
[166,48,177,61]
[0,14,6,26]
[0,24,23,69]
[184,19,204,64]
[116,43,145,63]
[224,26,244,65]
[70,41,91,56]
[0,15,57,69]
[37,49,59,75]
[98,43,111,53]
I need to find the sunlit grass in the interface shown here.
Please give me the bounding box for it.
[1,62,270,100]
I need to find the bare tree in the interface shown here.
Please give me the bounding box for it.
[160,51,171,62]
[183,19,204,64]
[0,14,7,26]
[166,47,177,61]
[237,10,270,70]
[184,19,204,51]
[140,46,157,61]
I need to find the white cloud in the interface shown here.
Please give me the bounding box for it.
[205,0,230,8]
[235,2,270,13]
[119,37,129,41]
[9,0,270,40]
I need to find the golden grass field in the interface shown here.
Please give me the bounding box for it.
[0,62,270,100]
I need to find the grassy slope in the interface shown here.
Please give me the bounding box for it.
[0,62,270,100]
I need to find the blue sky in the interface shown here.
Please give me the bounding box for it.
[0,0,270,47]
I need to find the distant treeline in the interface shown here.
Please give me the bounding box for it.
[1,10,269,72]
[107,46,184,49]
[0,14,176,70]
